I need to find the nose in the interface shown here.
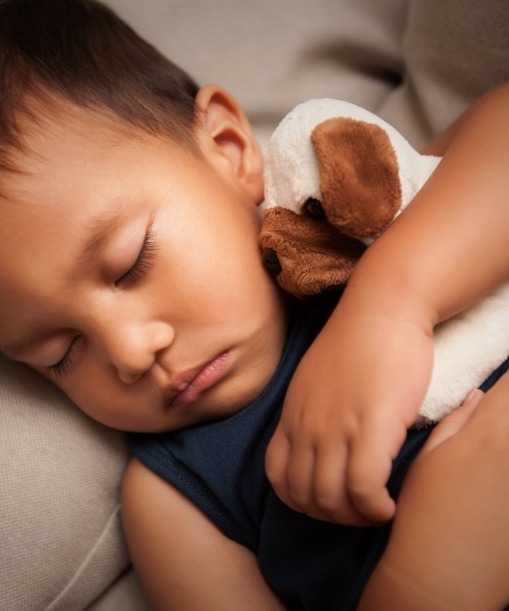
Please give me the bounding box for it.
[117,369,143,385]
[114,322,175,384]
[262,247,282,274]
[91,309,175,384]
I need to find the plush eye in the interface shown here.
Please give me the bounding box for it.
[303,197,325,219]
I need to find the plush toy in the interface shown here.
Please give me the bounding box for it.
[259,98,509,425]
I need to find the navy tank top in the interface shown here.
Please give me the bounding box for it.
[130,292,509,610]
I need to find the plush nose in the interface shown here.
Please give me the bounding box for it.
[262,247,282,274]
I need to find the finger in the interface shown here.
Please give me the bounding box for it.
[284,439,316,511]
[422,388,484,452]
[266,435,327,519]
[347,454,395,525]
[311,441,361,524]
[346,421,405,524]
[266,430,320,515]
[267,429,362,523]
[265,432,291,500]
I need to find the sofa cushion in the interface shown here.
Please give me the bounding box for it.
[0,354,137,610]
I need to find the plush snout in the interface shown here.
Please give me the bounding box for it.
[260,206,365,298]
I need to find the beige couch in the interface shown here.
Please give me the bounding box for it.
[1,1,507,608]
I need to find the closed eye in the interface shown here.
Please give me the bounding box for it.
[47,336,81,378]
[116,227,158,286]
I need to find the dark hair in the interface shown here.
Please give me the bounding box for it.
[0,0,200,170]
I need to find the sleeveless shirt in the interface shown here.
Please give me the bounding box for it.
[130,292,509,610]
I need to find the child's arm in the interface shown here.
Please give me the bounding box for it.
[359,379,509,610]
[121,459,286,611]
[265,82,509,525]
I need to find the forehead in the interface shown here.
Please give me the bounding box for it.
[0,97,194,216]
[5,102,137,177]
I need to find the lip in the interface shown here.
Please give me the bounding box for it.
[165,352,229,408]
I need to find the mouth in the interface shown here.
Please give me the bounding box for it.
[165,352,229,408]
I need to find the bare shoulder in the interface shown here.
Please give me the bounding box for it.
[121,456,182,515]
[121,458,286,611]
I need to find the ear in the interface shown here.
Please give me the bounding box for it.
[311,117,402,238]
[194,85,265,203]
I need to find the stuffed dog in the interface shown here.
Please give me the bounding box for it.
[259,99,509,425]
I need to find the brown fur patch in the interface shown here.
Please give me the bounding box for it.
[311,118,401,238]
[260,207,366,298]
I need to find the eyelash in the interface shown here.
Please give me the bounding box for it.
[48,336,80,379]
[116,228,158,286]
[48,229,158,378]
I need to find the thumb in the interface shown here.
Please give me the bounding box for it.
[422,388,484,453]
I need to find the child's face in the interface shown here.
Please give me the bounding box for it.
[0,92,288,432]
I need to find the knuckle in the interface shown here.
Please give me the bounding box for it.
[349,479,375,503]
[348,481,393,523]
[314,486,342,515]
[287,482,312,509]
[347,464,374,499]
[265,464,284,489]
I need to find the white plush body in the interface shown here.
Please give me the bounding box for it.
[264,99,509,424]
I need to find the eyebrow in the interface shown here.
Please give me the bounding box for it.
[79,204,125,267]
[3,328,48,361]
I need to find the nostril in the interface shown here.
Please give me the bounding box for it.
[262,248,282,274]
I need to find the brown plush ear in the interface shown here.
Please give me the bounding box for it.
[260,207,366,298]
[311,117,402,238]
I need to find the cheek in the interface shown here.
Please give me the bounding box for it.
[56,365,125,426]
[159,192,262,278]
[156,228,264,307]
